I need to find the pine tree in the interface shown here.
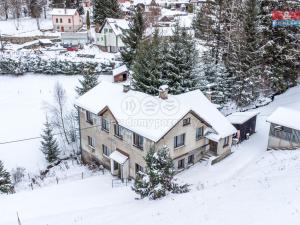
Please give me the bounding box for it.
[0,160,14,194]
[93,0,122,25]
[163,23,198,94]
[132,30,163,95]
[86,10,91,30]
[133,146,189,200]
[257,0,300,94]
[40,118,60,163]
[76,68,99,96]
[120,7,146,69]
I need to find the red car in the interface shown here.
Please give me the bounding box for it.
[67,46,78,51]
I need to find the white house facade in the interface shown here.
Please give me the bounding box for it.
[95,18,129,53]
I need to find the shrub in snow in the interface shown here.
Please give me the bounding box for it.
[11,167,26,185]
[40,118,60,163]
[0,160,14,194]
[76,68,99,96]
[133,146,189,200]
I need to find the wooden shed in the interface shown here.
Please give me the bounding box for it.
[227,111,259,142]
[113,65,129,83]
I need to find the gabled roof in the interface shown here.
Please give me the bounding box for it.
[75,81,236,142]
[100,18,129,36]
[227,111,259,125]
[50,8,78,16]
[267,107,300,131]
[113,65,128,77]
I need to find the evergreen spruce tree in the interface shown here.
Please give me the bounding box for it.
[40,119,60,164]
[0,160,14,194]
[133,146,189,200]
[76,68,99,96]
[86,10,91,30]
[93,0,122,25]
[132,30,163,95]
[257,0,300,95]
[120,7,146,69]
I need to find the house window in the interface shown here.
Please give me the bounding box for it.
[174,133,185,148]
[196,127,204,140]
[114,124,123,138]
[86,111,93,124]
[56,18,58,23]
[88,136,95,148]
[178,159,185,169]
[188,155,194,165]
[223,136,229,147]
[102,144,111,157]
[183,118,191,126]
[101,37,104,41]
[69,27,71,30]
[133,133,144,150]
[57,26,60,29]
[135,163,144,174]
[104,28,108,33]
[68,18,71,23]
[60,18,63,23]
[101,118,109,132]
[109,29,113,33]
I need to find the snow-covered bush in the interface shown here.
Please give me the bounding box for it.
[11,167,26,185]
[133,146,190,200]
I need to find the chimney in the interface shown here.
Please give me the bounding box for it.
[123,83,130,93]
[159,85,169,100]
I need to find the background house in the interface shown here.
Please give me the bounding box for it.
[75,82,236,180]
[51,8,83,32]
[95,18,129,53]
[267,107,300,150]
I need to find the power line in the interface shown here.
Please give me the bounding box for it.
[0,124,102,145]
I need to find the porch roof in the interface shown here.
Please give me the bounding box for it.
[109,151,128,165]
[205,132,221,142]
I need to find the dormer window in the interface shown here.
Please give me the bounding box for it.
[101,118,109,132]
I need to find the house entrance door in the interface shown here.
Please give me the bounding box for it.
[209,140,218,155]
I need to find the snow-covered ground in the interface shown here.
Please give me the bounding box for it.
[0,74,113,172]
[0,17,55,37]
[1,75,300,225]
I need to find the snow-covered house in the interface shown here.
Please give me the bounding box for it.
[95,18,129,53]
[50,8,83,32]
[267,107,300,150]
[75,82,236,180]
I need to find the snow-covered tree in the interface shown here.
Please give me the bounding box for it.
[121,7,146,69]
[256,0,300,95]
[133,146,189,200]
[93,0,122,25]
[86,10,91,30]
[0,160,14,194]
[76,68,99,96]
[132,30,163,95]
[40,118,60,163]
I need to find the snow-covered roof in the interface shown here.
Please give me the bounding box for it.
[113,65,128,77]
[75,81,236,142]
[50,8,78,16]
[104,18,129,36]
[227,111,259,125]
[109,151,128,164]
[267,107,300,131]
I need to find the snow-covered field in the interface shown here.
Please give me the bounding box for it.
[1,75,300,225]
[0,17,54,37]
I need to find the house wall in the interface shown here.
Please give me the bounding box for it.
[95,22,125,52]
[267,123,300,149]
[155,112,210,170]
[79,108,233,178]
[52,12,83,32]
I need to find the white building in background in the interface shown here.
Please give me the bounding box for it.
[95,18,129,53]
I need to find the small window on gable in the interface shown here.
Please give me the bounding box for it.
[104,28,108,33]
[101,117,109,132]
[109,29,113,33]
[86,111,93,124]
[183,118,191,126]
